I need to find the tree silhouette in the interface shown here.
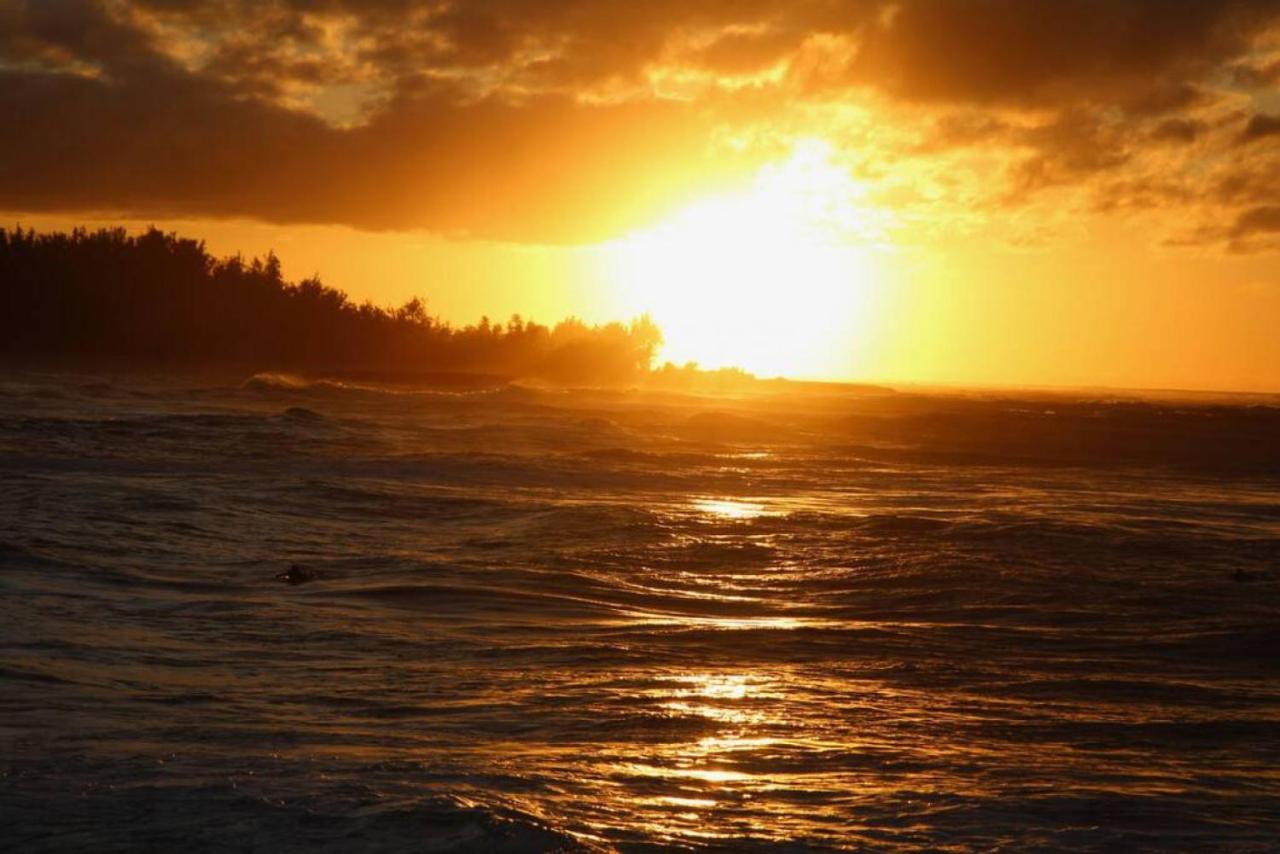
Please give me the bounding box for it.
[0,226,662,385]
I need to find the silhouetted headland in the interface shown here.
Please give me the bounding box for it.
[0,226,664,386]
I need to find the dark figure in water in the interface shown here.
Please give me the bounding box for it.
[276,564,319,584]
[1232,568,1259,583]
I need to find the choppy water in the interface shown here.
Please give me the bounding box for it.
[2,367,1278,851]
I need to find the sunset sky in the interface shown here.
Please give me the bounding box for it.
[3,0,1279,390]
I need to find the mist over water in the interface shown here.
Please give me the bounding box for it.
[2,368,1278,851]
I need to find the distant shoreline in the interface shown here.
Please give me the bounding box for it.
[0,352,900,395]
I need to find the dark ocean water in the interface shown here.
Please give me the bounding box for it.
[1,368,1278,852]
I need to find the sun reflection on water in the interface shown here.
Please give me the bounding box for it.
[626,612,825,632]
[624,673,784,775]
[583,498,864,845]
[692,497,770,519]
[685,673,750,700]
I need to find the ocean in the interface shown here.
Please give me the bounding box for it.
[1,368,1278,851]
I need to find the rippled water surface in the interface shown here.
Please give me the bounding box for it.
[2,368,1279,851]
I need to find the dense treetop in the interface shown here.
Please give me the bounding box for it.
[0,226,662,385]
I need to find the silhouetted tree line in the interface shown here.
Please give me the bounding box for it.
[0,227,662,384]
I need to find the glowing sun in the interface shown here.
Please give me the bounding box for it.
[607,140,890,379]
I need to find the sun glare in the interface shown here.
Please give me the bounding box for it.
[607,140,890,379]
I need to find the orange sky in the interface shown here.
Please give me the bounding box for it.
[3,1,1279,390]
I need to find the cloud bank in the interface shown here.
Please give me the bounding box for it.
[2,0,1278,246]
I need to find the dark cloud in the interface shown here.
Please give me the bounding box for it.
[839,0,1277,107]
[914,112,1012,153]
[1229,58,1280,88]
[1,0,170,77]
[1005,109,1133,199]
[0,0,776,240]
[1233,205,1280,237]
[1092,175,1197,214]
[1228,205,1280,251]
[2,0,1280,243]
[1213,155,1280,207]
[0,67,749,241]
[1150,117,1205,145]
[1238,113,1280,144]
